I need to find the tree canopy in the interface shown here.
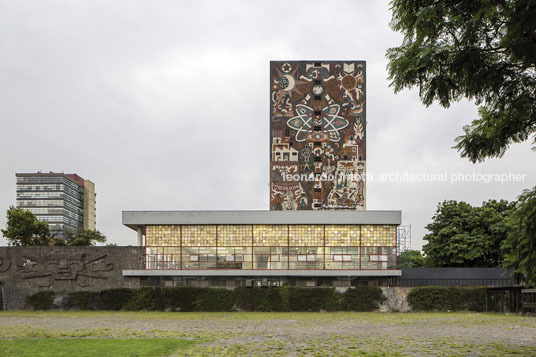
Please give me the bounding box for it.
[387,0,536,162]
[398,249,426,268]
[1,206,107,247]
[388,0,536,284]
[1,206,51,246]
[53,229,107,246]
[502,187,536,286]
[423,200,513,267]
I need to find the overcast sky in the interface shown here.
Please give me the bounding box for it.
[1,0,534,249]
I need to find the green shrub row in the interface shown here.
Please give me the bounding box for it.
[26,286,385,312]
[27,287,488,312]
[407,286,486,311]
[233,287,346,311]
[25,291,55,310]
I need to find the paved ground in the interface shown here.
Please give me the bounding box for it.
[0,311,535,356]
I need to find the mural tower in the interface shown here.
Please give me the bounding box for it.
[270,61,366,210]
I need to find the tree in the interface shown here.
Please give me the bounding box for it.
[502,187,536,286]
[387,0,536,281]
[387,0,536,162]
[423,200,513,267]
[398,249,425,268]
[1,206,51,246]
[53,229,107,246]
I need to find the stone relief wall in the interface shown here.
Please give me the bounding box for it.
[0,246,143,310]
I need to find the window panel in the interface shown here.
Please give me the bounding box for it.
[145,225,180,246]
[288,247,323,269]
[325,225,360,246]
[182,225,216,246]
[361,246,396,269]
[325,247,359,269]
[218,247,252,269]
[289,225,323,246]
[361,225,396,246]
[217,225,251,246]
[253,225,287,246]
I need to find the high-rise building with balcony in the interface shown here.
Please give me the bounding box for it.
[15,172,96,237]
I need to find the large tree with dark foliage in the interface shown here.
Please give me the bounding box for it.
[387,0,536,283]
[1,206,51,246]
[387,0,536,161]
[423,200,513,267]
[502,188,536,285]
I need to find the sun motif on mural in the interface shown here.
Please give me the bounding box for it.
[287,104,348,142]
[337,64,364,116]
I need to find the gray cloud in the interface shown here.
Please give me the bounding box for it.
[1,0,534,248]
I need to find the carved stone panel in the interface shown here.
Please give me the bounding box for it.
[17,254,114,289]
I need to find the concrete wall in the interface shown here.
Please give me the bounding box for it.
[379,287,412,312]
[83,180,96,231]
[0,247,505,311]
[0,246,143,310]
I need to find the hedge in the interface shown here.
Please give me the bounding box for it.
[98,288,133,311]
[127,288,155,311]
[234,287,287,311]
[407,286,486,311]
[27,286,490,312]
[194,288,235,311]
[26,291,55,310]
[288,287,340,311]
[27,286,386,312]
[163,287,204,312]
[66,291,96,310]
[341,286,386,311]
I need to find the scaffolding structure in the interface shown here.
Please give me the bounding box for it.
[397,225,412,254]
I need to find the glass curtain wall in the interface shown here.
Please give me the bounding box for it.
[145,224,396,270]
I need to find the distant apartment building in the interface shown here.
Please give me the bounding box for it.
[16,172,96,237]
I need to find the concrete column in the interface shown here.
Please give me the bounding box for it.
[137,227,143,246]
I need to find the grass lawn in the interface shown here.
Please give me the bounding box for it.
[0,311,535,356]
[0,338,197,357]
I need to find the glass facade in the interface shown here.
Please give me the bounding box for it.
[144,224,397,270]
[16,173,95,237]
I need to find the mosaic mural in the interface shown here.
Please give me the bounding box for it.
[270,61,366,210]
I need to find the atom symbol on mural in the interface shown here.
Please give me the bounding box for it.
[287,104,348,142]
